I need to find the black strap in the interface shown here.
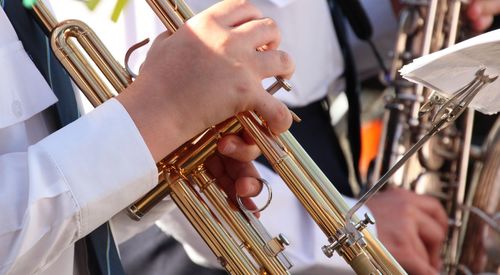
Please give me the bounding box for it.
[327,0,363,187]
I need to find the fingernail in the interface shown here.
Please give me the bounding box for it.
[221,142,236,154]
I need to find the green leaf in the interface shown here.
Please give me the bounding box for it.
[110,0,129,22]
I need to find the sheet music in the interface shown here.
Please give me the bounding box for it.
[400,29,500,115]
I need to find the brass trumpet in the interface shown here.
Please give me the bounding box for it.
[32,0,405,273]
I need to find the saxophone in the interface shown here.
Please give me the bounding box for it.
[32,0,405,274]
[372,1,500,273]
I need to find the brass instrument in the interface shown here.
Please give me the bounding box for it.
[32,0,405,273]
[372,0,500,273]
[459,118,500,273]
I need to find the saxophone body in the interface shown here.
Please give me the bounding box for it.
[373,1,500,273]
[33,1,405,273]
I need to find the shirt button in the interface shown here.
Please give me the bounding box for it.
[12,100,23,118]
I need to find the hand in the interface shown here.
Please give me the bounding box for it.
[117,0,295,162]
[467,0,500,32]
[207,133,263,215]
[366,188,448,275]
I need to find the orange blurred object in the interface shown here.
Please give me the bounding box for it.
[360,119,383,180]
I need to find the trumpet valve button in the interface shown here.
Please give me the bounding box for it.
[264,234,290,256]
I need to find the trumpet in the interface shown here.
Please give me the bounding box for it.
[32,0,405,273]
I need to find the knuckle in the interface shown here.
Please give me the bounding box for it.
[262,17,278,30]
[235,79,251,97]
[278,51,292,70]
[274,103,292,130]
[400,204,415,217]
[233,74,254,103]
[234,0,262,17]
[236,0,249,6]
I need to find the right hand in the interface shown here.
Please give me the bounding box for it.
[366,188,448,275]
[118,0,295,162]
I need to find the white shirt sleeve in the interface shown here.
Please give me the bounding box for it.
[0,99,158,274]
[156,162,375,275]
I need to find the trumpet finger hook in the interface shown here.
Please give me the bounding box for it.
[124,38,150,78]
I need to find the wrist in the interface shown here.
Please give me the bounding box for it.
[116,78,190,162]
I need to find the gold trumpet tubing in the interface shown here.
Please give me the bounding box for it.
[191,167,290,274]
[132,116,291,273]
[237,112,406,274]
[168,175,259,274]
[176,119,242,173]
[130,117,294,272]
[280,131,405,274]
[129,118,242,219]
[147,0,193,32]
[131,120,291,273]
[33,2,131,106]
[51,21,131,101]
[280,130,404,274]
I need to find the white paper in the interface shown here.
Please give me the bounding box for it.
[400,29,500,115]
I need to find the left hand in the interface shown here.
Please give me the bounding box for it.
[366,188,448,274]
[467,0,500,32]
[206,132,263,215]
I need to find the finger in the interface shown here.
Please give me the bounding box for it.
[234,17,281,50]
[205,154,225,178]
[410,194,448,232]
[467,0,498,32]
[408,226,432,266]
[235,176,263,197]
[218,134,261,162]
[473,16,494,32]
[475,0,500,15]
[415,209,446,270]
[218,174,260,217]
[216,173,237,200]
[467,0,482,20]
[221,155,259,180]
[250,92,293,134]
[242,130,257,145]
[254,50,295,79]
[205,0,263,27]
[240,197,260,218]
[400,256,439,275]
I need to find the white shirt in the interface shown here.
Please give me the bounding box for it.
[0,9,172,275]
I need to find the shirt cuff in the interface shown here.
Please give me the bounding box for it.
[35,98,157,238]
